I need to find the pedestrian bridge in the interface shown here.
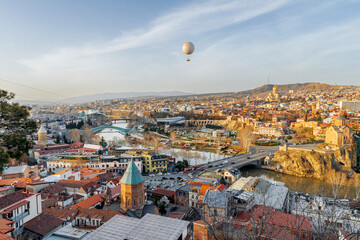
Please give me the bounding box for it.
[90,126,133,134]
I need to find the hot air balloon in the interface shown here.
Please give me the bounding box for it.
[182,42,194,61]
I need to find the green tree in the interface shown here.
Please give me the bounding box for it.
[183,160,189,169]
[99,136,107,148]
[0,90,36,172]
[158,203,167,216]
[176,161,184,171]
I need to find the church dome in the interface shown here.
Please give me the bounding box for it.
[38,125,47,134]
[120,161,144,185]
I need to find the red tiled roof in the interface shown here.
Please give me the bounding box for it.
[253,205,312,232]
[168,212,185,220]
[24,213,63,236]
[75,208,125,222]
[151,188,175,197]
[0,218,13,235]
[42,208,77,221]
[71,194,104,210]
[70,193,84,201]
[40,182,65,195]
[2,200,29,213]
[0,233,13,240]
[0,191,30,210]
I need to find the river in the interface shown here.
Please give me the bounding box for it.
[97,121,356,199]
[96,121,129,142]
[241,166,357,199]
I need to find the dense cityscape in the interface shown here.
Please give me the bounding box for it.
[2,1,360,240]
[1,82,360,239]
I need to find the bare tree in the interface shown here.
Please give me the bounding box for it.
[354,173,360,200]
[328,169,347,199]
[170,131,178,143]
[68,129,80,143]
[237,126,254,153]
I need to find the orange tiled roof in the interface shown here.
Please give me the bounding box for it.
[0,218,13,235]
[215,184,228,192]
[71,194,104,210]
[0,233,13,240]
[0,178,29,187]
[199,185,214,196]
[187,181,210,187]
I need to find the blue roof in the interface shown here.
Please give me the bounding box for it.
[120,161,144,185]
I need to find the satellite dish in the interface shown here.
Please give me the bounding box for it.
[182,42,195,61]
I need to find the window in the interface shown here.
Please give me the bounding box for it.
[133,199,136,206]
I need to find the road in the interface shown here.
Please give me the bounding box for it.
[192,146,279,176]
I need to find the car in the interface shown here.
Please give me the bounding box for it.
[223,160,228,164]
[231,162,235,164]
[169,177,175,180]
[247,156,250,159]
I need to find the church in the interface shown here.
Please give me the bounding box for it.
[325,115,354,147]
[265,85,280,102]
[35,125,55,145]
[120,160,146,211]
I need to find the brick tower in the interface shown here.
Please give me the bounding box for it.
[120,160,145,210]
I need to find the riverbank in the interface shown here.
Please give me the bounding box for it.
[242,166,358,199]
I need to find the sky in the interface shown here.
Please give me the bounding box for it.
[0,0,360,100]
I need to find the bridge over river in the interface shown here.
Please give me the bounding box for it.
[192,146,279,176]
[62,125,135,136]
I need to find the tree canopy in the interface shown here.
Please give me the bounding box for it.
[0,90,36,172]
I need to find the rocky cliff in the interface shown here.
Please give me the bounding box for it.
[270,145,356,181]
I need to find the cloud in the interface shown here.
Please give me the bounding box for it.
[20,0,288,73]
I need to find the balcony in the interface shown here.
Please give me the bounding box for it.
[13,226,24,235]
[12,211,29,222]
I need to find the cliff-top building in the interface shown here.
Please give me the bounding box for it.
[325,115,354,147]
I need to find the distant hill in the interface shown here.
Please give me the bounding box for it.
[61,91,192,103]
[236,82,358,97]
[16,91,193,104]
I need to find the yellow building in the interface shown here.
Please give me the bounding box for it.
[141,154,168,173]
[265,85,280,102]
[37,125,48,145]
[325,115,354,146]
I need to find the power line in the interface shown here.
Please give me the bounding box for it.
[0,77,65,98]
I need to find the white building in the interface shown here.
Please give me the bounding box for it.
[0,191,42,235]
